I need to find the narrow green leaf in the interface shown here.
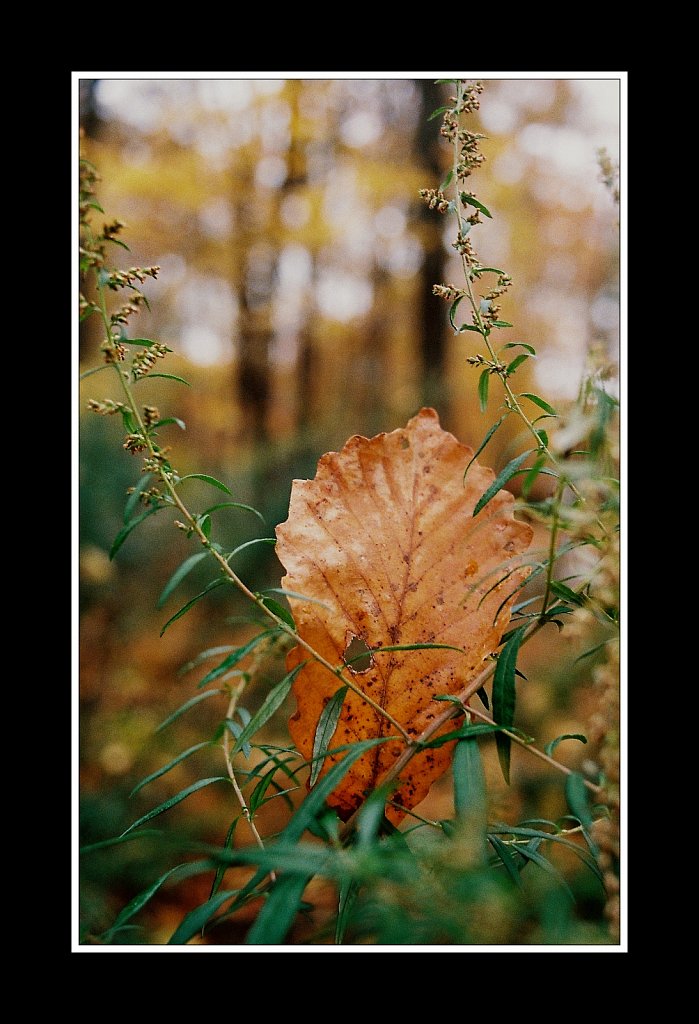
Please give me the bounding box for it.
[104,863,197,938]
[79,364,112,381]
[453,735,486,819]
[286,737,390,844]
[506,353,530,375]
[156,688,223,733]
[177,473,232,496]
[261,587,331,611]
[544,734,587,758]
[550,581,587,607]
[230,663,305,756]
[109,507,159,560]
[310,685,348,787]
[158,552,209,608]
[487,835,523,887]
[565,772,593,828]
[209,818,239,902]
[372,642,467,657]
[478,369,490,412]
[168,889,239,945]
[428,104,452,121]
[129,742,212,797]
[536,429,549,448]
[121,337,159,348]
[202,501,266,526]
[473,450,536,517]
[152,417,186,431]
[123,473,154,524]
[464,415,508,481]
[198,514,212,539]
[512,845,575,901]
[336,879,360,944]
[502,342,536,355]
[258,596,296,631]
[246,873,310,945]
[575,638,612,663]
[492,626,526,785]
[476,686,490,709]
[80,306,99,322]
[178,646,236,676]
[226,537,276,562]
[197,630,278,689]
[520,392,557,416]
[449,295,464,332]
[120,777,228,837]
[434,78,458,84]
[459,324,483,334]
[521,454,546,501]
[475,266,506,276]
[160,578,228,637]
[491,320,513,328]
[439,168,454,191]
[460,193,492,218]
[79,829,162,855]
[147,373,191,386]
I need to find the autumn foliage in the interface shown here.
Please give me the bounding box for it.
[276,408,533,822]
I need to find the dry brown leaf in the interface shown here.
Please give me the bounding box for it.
[275,408,533,824]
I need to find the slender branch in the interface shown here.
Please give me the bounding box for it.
[222,686,274,877]
[540,479,565,620]
[462,704,602,796]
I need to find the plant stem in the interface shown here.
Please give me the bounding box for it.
[222,686,274,876]
[540,479,564,620]
[94,278,411,745]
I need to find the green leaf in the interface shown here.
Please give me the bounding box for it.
[511,844,575,901]
[261,587,331,611]
[464,415,508,481]
[177,473,232,496]
[449,295,464,332]
[372,642,467,657]
[544,734,587,758]
[575,638,612,663]
[453,735,486,819]
[178,645,237,676]
[460,193,492,218]
[475,266,506,276]
[79,829,162,855]
[506,353,530,375]
[550,581,587,607]
[492,626,526,785]
[478,369,490,412]
[434,78,457,84]
[202,501,266,526]
[157,551,209,608]
[109,507,159,560]
[429,105,452,121]
[336,880,360,944]
[521,454,546,500]
[258,596,296,631]
[168,889,239,945]
[152,417,186,431]
[120,337,159,348]
[487,835,523,888]
[459,324,484,334]
[491,320,513,328]
[520,392,557,416]
[147,373,191,386]
[473,450,535,517]
[103,862,211,941]
[156,688,223,733]
[245,873,310,945]
[225,537,276,562]
[160,578,228,637]
[198,514,212,539]
[129,741,212,797]
[310,685,348,787]
[79,364,112,381]
[565,772,593,828]
[197,630,279,689]
[439,168,454,191]
[476,686,490,709]
[120,777,228,837]
[502,342,536,355]
[209,818,239,901]
[123,473,154,524]
[230,663,305,756]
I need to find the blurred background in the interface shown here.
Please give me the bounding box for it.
[78,75,621,944]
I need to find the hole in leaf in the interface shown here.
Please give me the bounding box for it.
[400,435,410,450]
[343,635,373,673]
